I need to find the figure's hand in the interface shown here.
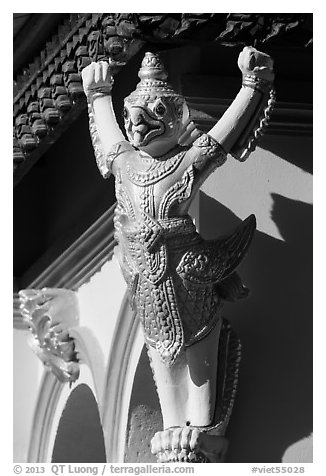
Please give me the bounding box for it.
[81,61,114,98]
[238,46,274,82]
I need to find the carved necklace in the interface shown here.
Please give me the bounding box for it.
[125,145,188,186]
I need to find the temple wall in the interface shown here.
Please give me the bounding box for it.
[13,330,43,462]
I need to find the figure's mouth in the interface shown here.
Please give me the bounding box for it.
[132,124,148,147]
[132,123,164,147]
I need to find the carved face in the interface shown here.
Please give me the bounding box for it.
[123,95,185,154]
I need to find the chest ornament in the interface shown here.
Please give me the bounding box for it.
[125,148,187,186]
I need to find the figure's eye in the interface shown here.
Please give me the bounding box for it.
[154,101,166,117]
[122,107,129,120]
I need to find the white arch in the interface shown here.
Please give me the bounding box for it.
[101,292,144,462]
[26,328,106,463]
[27,370,64,462]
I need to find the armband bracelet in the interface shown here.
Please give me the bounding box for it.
[242,74,272,94]
[87,84,113,105]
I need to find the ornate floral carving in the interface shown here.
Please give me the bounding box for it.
[176,214,256,285]
[193,133,226,160]
[19,288,80,383]
[125,149,186,186]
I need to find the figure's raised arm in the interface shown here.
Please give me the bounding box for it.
[209,46,275,160]
[82,61,126,177]
[170,47,275,190]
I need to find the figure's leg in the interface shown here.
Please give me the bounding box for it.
[184,317,222,427]
[148,317,229,462]
[148,318,222,428]
[147,345,188,428]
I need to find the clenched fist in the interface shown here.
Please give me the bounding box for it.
[81,60,114,97]
[238,46,274,82]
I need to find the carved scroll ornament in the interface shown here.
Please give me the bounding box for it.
[19,288,80,383]
[81,47,275,462]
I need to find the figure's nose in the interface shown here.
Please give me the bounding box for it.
[129,107,146,126]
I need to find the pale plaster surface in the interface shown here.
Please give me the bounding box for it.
[13,330,44,462]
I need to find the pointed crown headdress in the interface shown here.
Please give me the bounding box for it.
[125,52,184,103]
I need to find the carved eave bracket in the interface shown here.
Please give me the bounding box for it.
[14,205,116,383]
[19,288,80,383]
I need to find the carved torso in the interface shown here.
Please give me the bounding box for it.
[97,134,254,366]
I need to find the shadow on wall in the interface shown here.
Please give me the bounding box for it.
[259,135,312,175]
[125,346,162,463]
[199,191,313,463]
[125,190,312,463]
[52,384,106,463]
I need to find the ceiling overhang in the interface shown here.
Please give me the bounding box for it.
[13,13,313,185]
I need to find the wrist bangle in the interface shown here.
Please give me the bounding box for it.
[87,83,113,104]
[242,74,272,94]
[88,92,110,107]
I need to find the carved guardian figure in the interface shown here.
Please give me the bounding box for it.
[79,47,275,462]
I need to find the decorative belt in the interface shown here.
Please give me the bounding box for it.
[158,216,196,236]
[121,214,196,252]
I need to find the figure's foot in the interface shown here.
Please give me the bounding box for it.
[151,426,228,463]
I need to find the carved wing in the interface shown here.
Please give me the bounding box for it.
[176,214,256,286]
[215,271,250,301]
[216,214,256,279]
